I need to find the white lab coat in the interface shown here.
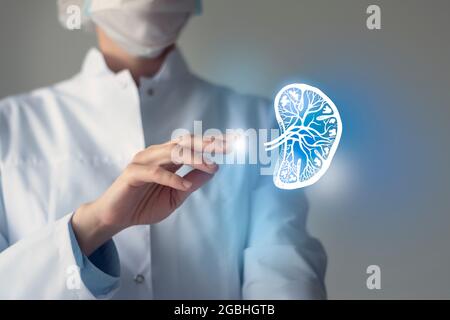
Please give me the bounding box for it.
[0,48,326,299]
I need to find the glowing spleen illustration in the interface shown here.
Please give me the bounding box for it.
[265,84,342,189]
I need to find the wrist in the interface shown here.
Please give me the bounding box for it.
[71,202,121,256]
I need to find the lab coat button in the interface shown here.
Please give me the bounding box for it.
[134,274,145,284]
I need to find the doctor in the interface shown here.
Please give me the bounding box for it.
[0,0,326,299]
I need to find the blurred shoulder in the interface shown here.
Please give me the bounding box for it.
[0,75,82,158]
[0,75,82,116]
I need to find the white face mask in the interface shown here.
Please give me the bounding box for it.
[87,0,197,58]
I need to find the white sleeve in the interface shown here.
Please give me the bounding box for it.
[0,172,118,300]
[242,173,327,300]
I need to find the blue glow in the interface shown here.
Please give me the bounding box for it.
[265,83,342,189]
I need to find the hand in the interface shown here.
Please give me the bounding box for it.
[71,135,227,255]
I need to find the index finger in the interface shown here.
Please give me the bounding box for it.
[172,134,230,154]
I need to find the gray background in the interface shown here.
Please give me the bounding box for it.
[1,0,450,299]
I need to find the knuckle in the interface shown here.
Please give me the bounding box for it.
[171,176,182,186]
[123,163,137,178]
[146,165,159,176]
[170,144,184,164]
[171,143,182,152]
[180,133,192,142]
[133,151,145,163]
[193,152,204,165]
[147,144,158,152]
[178,134,194,146]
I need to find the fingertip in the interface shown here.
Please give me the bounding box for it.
[211,163,219,173]
[182,179,193,190]
[206,161,219,170]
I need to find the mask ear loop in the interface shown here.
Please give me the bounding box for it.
[195,0,203,15]
[83,0,92,18]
